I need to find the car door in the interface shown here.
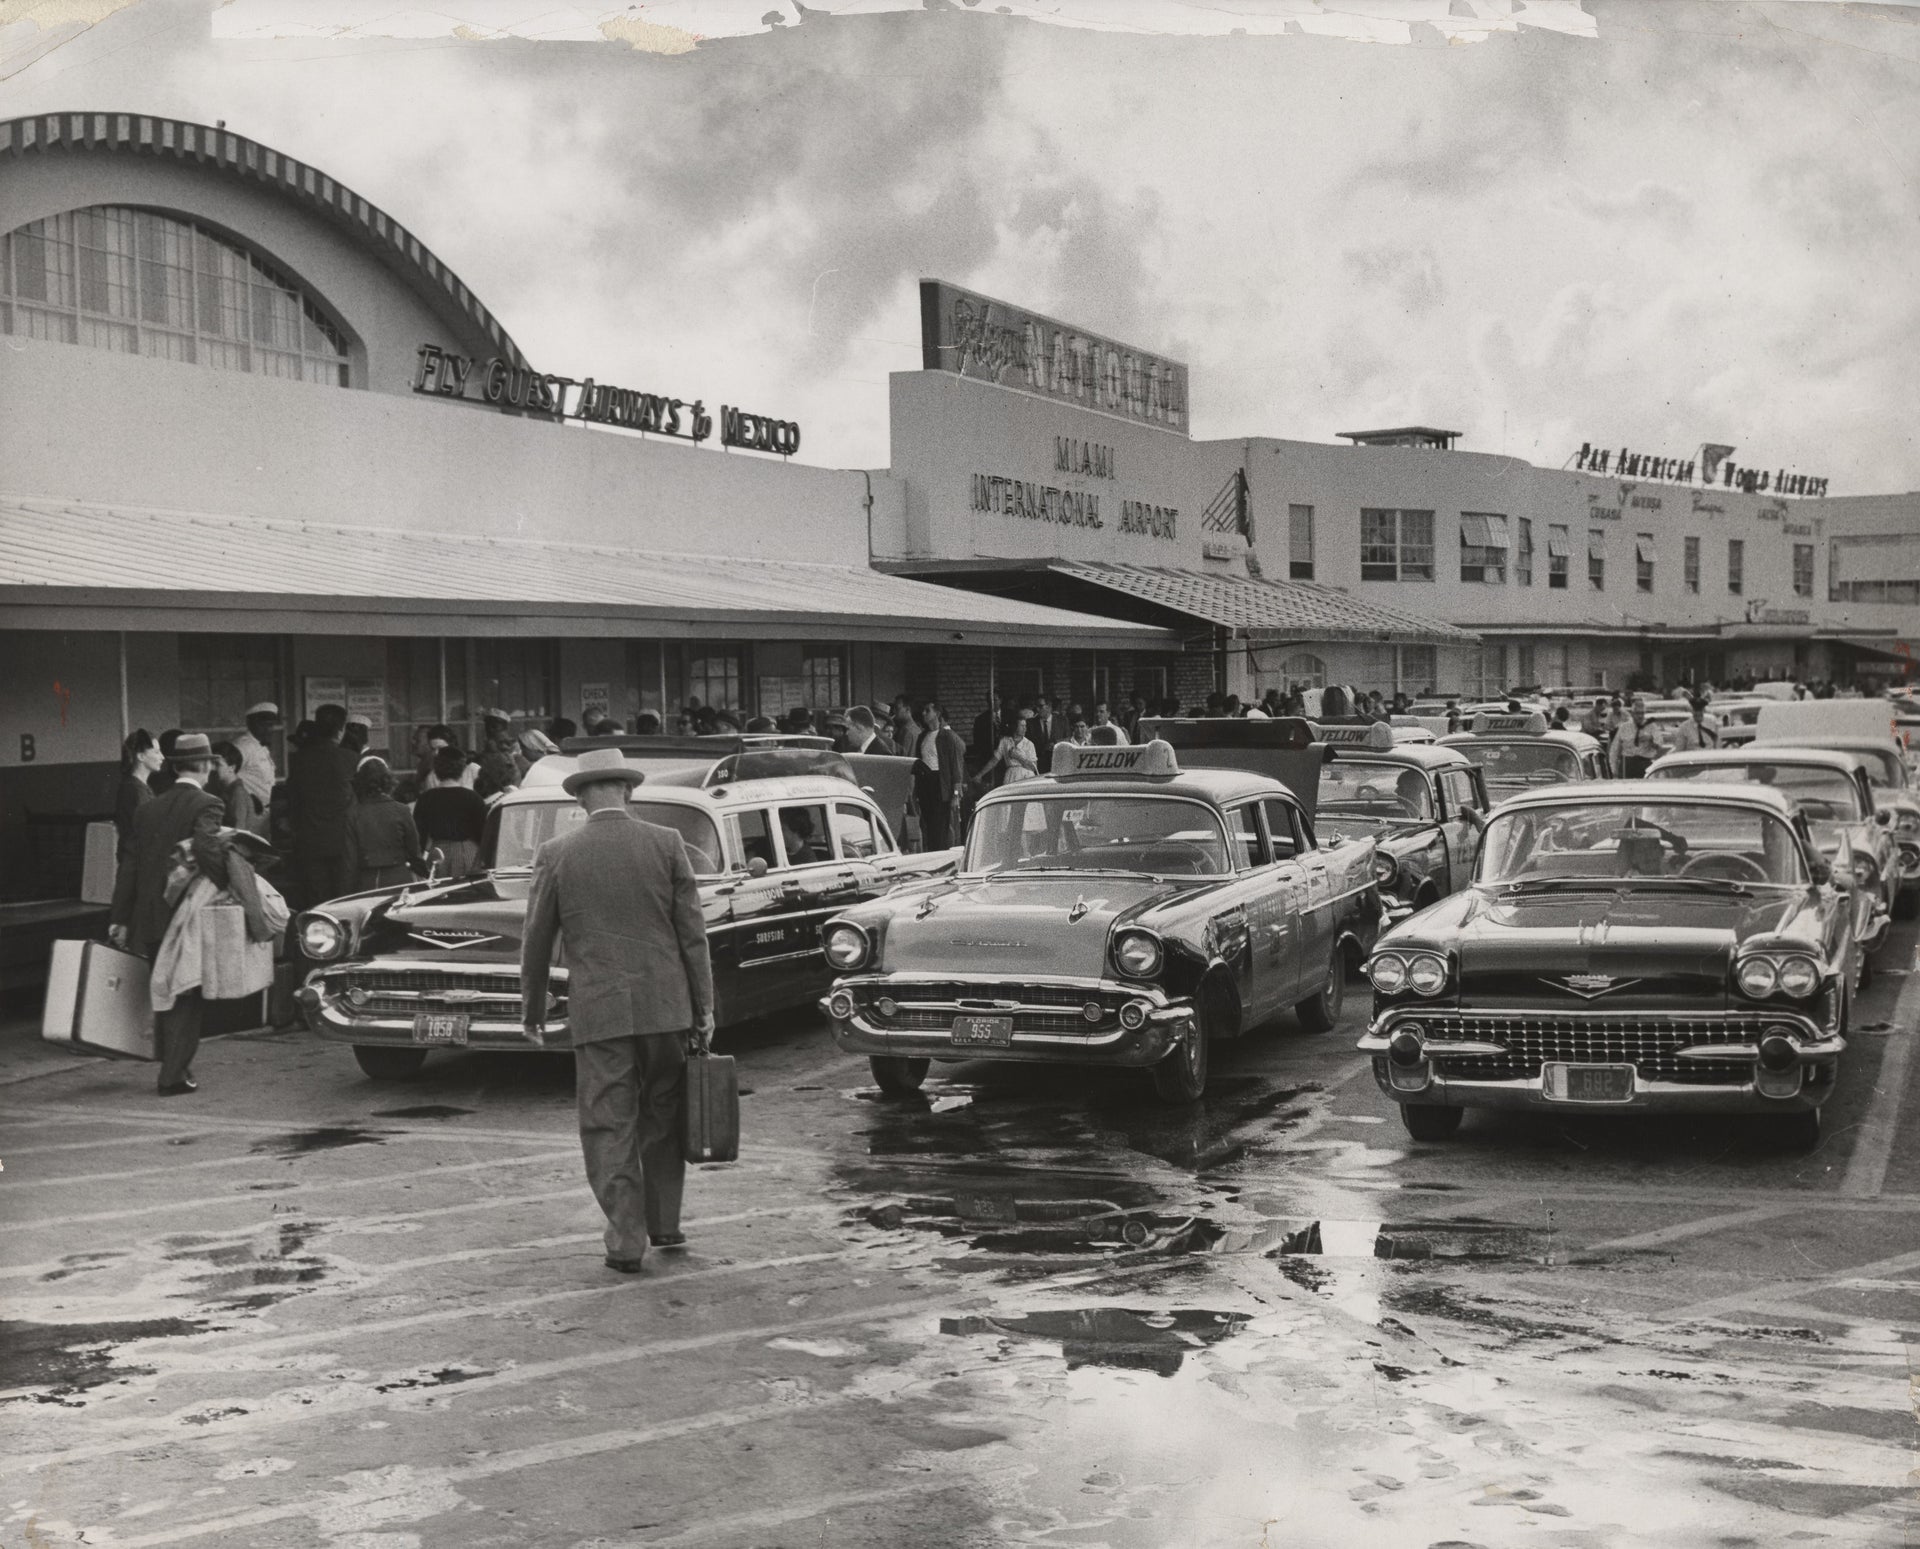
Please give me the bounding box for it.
[718,806,806,1017]
[1435,768,1485,889]
[772,799,869,996]
[1259,798,1308,1002]
[1220,802,1276,1021]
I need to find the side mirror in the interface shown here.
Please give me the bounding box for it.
[747,857,770,879]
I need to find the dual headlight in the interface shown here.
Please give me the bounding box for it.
[823,921,871,972]
[1111,928,1164,979]
[296,912,348,962]
[1367,950,1449,996]
[1734,954,1821,999]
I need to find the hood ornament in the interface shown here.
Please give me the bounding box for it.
[1068,895,1091,923]
[409,930,501,950]
[1551,973,1639,999]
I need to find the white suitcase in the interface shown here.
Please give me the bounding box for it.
[80,821,118,905]
[42,939,156,1060]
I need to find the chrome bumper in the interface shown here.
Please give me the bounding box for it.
[821,973,1195,1068]
[298,965,568,1050]
[1357,1011,1843,1113]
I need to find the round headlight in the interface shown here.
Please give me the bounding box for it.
[822,922,870,972]
[1113,929,1164,979]
[1775,956,1820,998]
[1372,854,1399,888]
[1736,956,1779,998]
[297,913,346,962]
[1406,953,1449,996]
[1367,953,1408,993]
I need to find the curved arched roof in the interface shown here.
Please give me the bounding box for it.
[0,111,532,371]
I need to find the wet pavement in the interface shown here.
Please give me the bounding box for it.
[2,923,1918,1546]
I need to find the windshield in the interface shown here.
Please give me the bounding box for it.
[1648,762,1863,821]
[489,798,726,873]
[1479,800,1809,888]
[1317,760,1432,823]
[1457,741,1580,788]
[967,794,1230,876]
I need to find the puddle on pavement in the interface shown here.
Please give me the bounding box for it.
[159,1219,333,1312]
[850,1074,1317,1176]
[249,1126,390,1156]
[939,1307,1248,1377]
[373,1364,494,1393]
[0,1317,207,1404]
[1254,1217,1556,1264]
[370,1105,476,1120]
[852,1192,1225,1274]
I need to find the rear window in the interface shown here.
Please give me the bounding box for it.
[489,797,725,874]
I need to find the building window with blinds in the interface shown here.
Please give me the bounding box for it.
[1684,536,1701,594]
[1288,504,1314,580]
[1515,518,1534,585]
[1635,534,1656,593]
[1588,530,1606,591]
[1728,539,1745,596]
[1547,525,1570,589]
[1459,512,1509,583]
[1398,645,1437,696]
[1278,652,1326,690]
[1791,544,1815,598]
[1359,509,1435,582]
[802,649,844,708]
[1,206,351,385]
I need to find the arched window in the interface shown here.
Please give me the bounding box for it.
[1278,652,1327,690]
[0,206,349,386]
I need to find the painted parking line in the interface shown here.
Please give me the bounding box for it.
[0,1100,577,1146]
[1653,1243,1920,1324]
[2,1145,581,1231]
[1839,964,1920,1199]
[1582,1204,1802,1254]
[0,1130,490,1190]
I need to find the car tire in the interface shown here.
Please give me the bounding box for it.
[1151,1009,1210,1104]
[1294,940,1347,1034]
[353,1045,427,1081]
[869,1055,929,1096]
[1400,1103,1463,1141]
[1764,1108,1821,1153]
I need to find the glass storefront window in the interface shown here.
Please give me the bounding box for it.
[1,206,351,386]
[177,634,279,743]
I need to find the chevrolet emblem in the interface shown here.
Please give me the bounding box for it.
[1551,973,1638,998]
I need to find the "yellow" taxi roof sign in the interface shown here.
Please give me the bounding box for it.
[1470,711,1550,735]
[1051,739,1182,779]
[1308,720,1396,750]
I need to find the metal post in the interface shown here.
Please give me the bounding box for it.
[438,637,449,724]
[118,631,129,737]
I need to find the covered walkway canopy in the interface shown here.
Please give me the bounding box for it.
[0,496,1183,650]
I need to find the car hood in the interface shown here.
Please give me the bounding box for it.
[1390,884,1814,1009]
[1315,813,1428,847]
[361,872,533,959]
[871,872,1190,981]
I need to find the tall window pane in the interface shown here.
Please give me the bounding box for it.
[0,206,350,387]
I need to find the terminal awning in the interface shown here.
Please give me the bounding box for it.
[0,496,1182,650]
[1047,561,1477,645]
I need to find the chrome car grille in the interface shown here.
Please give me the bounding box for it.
[1416,1013,1778,1084]
[854,982,1132,1036]
[323,968,562,1020]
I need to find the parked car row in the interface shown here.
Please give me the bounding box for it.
[287,705,1913,1151]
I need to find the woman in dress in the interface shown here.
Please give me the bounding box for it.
[974,708,1040,789]
[343,757,427,892]
[114,728,164,863]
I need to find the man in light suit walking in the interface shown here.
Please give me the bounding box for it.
[521,748,716,1274]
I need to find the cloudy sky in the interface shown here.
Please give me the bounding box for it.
[3,0,1917,493]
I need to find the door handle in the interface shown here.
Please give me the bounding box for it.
[779,879,802,892]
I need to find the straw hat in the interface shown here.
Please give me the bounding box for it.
[561,747,646,797]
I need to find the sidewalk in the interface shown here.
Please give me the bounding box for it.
[1,985,286,1089]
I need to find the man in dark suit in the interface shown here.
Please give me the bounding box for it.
[1028,696,1058,776]
[910,701,968,851]
[109,732,230,1095]
[970,690,1001,774]
[287,703,356,907]
[521,748,716,1274]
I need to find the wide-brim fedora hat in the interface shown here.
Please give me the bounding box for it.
[169,732,215,765]
[562,747,646,797]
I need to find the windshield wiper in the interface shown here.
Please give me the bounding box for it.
[1614,875,1751,895]
[1499,878,1629,894]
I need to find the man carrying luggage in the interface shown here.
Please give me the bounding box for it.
[108,732,230,1096]
[520,748,716,1274]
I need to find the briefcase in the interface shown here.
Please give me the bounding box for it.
[682,1052,740,1164]
[42,939,156,1061]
